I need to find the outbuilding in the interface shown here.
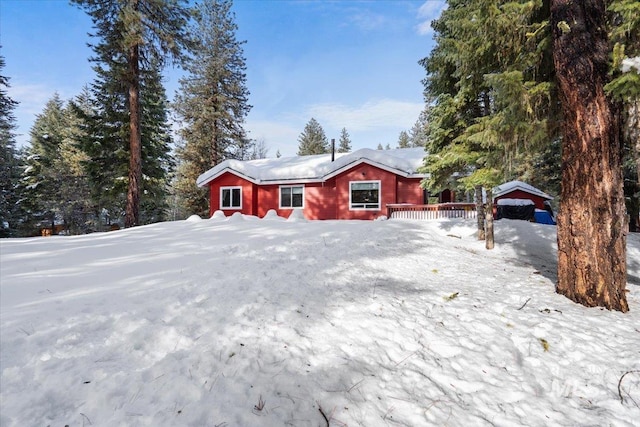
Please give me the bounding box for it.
[493,180,553,210]
[493,180,555,224]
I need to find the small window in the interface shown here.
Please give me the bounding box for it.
[350,181,380,210]
[280,185,304,209]
[220,186,242,209]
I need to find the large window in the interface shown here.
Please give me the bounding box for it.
[350,181,380,210]
[220,186,242,209]
[280,185,304,209]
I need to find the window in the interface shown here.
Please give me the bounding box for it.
[279,185,304,209]
[350,181,380,210]
[220,186,242,209]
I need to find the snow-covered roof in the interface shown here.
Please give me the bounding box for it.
[497,198,535,206]
[493,180,553,201]
[196,147,427,187]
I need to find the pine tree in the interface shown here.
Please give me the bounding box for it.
[73,0,190,227]
[22,95,69,233]
[552,0,628,312]
[138,63,174,224]
[420,0,557,195]
[173,0,252,217]
[0,53,22,237]
[420,0,557,247]
[376,143,383,150]
[408,108,429,147]
[297,118,329,155]
[606,0,640,232]
[397,131,410,148]
[337,127,352,153]
[59,98,93,234]
[74,55,175,227]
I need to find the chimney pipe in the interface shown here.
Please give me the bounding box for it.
[331,138,335,162]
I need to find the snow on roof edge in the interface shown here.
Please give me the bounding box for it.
[493,180,553,200]
[196,147,426,187]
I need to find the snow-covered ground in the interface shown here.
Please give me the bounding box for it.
[1,214,639,427]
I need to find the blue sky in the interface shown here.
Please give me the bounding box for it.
[1,0,445,157]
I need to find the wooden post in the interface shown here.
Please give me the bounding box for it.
[475,185,485,240]
[485,189,494,250]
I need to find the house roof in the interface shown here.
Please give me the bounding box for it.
[196,147,427,187]
[493,180,554,200]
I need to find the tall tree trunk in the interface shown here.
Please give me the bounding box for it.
[627,100,640,232]
[485,188,494,250]
[475,185,485,240]
[551,0,628,312]
[125,41,141,228]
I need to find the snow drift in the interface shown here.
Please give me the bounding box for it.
[1,217,639,426]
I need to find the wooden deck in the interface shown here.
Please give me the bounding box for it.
[387,203,478,220]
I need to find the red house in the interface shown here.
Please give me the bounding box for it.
[196,147,428,220]
[492,180,553,210]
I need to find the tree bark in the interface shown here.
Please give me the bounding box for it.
[125,29,141,228]
[485,189,494,250]
[551,0,628,311]
[475,185,485,240]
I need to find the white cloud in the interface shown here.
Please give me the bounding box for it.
[245,119,301,157]
[243,99,425,157]
[305,99,424,132]
[6,82,61,147]
[7,82,56,115]
[416,1,447,36]
[348,10,388,32]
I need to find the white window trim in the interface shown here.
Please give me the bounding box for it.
[279,185,305,209]
[349,180,381,211]
[220,186,242,210]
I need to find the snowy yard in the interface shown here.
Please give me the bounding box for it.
[1,215,639,426]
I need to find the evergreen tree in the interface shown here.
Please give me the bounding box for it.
[397,130,410,148]
[552,0,628,312]
[138,63,174,224]
[59,97,94,233]
[376,143,383,150]
[0,53,22,236]
[21,94,93,234]
[21,95,65,232]
[408,108,429,147]
[173,0,252,217]
[420,0,557,195]
[606,0,640,231]
[421,0,632,310]
[73,0,190,227]
[297,118,329,155]
[74,54,175,227]
[420,0,557,247]
[337,127,352,153]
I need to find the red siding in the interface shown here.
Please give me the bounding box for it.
[397,177,424,204]
[333,163,398,220]
[495,190,549,210]
[206,165,426,220]
[304,180,338,220]
[208,172,255,217]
